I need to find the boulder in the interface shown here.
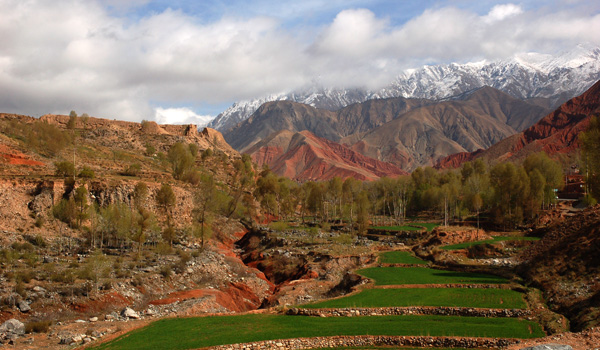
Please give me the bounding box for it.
[17,300,31,313]
[520,345,573,350]
[121,307,140,319]
[0,319,25,335]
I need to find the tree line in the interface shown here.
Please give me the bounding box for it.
[254,152,568,233]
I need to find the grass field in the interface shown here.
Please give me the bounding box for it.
[356,267,508,285]
[92,314,544,350]
[371,223,439,232]
[301,288,526,309]
[441,236,541,250]
[379,251,428,265]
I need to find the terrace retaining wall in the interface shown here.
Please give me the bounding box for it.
[205,335,520,350]
[287,306,531,318]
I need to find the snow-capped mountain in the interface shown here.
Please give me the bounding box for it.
[209,44,600,132]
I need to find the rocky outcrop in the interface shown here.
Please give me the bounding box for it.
[520,345,573,350]
[424,226,491,247]
[518,205,600,331]
[0,319,25,345]
[120,307,141,319]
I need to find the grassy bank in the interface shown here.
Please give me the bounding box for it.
[92,314,544,350]
[357,267,508,285]
[301,288,526,309]
[379,251,428,265]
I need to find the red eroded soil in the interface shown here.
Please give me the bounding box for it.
[70,291,131,314]
[0,144,44,166]
[149,282,262,312]
[250,130,406,181]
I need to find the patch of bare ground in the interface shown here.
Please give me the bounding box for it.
[505,327,600,350]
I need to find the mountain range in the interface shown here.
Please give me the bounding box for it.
[437,79,600,168]
[209,44,600,133]
[226,86,551,174]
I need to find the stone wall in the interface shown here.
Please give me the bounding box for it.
[206,335,520,350]
[287,306,530,318]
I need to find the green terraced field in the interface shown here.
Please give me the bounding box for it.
[301,287,526,309]
[356,267,508,285]
[91,314,544,350]
[379,251,428,265]
[441,236,541,250]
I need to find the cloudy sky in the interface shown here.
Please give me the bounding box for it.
[1,0,599,125]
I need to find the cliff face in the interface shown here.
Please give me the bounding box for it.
[436,79,600,168]
[247,130,407,181]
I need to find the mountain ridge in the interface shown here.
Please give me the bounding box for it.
[247,130,407,181]
[227,86,550,171]
[210,45,600,132]
[436,79,600,168]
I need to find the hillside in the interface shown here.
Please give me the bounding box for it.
[247,130,407,181]
[518,205,600,331]
[436,79,600,168]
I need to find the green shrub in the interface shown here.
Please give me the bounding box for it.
[16,269,36,283]
[131,275,144,287]
[15,281,26,298]
[155,242,173,255]
[2,119,72,156]
[55,161,75,177]
[583,194,597,207]
[333,233,352,245]
[32,215,43,228]
[25,320,52,333]
[123,163,142,177]
[52,198,77,227]
[269,221,288,232]
[159,265,172,278]
[78,166,95,178]
[145,144,156,156]
[11,241,35,252]
[27,234,47,247]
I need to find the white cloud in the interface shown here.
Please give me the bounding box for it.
[0,0,599,121]
[484,4,523,23]
[154,107,215,127]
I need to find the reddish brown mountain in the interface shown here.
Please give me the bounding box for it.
[226,87,549,171]
[436,79,600,168]
[246,130,407,181]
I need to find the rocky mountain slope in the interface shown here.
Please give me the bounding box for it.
[518,205,600,331]
[226,86,549,171]
[436,79,600,168]
[247,130,407,181]
[210,44,600,132]
[342,87,549,169]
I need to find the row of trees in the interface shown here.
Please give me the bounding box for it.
[254,152,565,231]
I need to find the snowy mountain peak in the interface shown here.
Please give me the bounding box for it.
[209,45,600,132]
